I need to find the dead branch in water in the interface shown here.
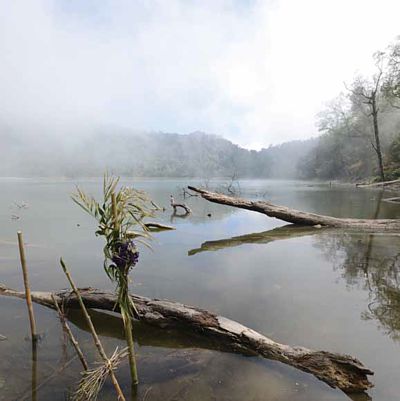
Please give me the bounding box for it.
[170,195,191,214]
[188,186,400,232]
[0,284,373,395]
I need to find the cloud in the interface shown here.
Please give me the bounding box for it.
[1,0,400,148]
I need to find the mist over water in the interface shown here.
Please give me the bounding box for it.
[2,1,400,401]
[0,179,400,400]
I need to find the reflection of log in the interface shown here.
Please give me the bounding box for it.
[0,284,373,394]
[188,225,322,256]
[188,186,400,232]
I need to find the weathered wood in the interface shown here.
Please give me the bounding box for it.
[188,186,400,232]
[17,231,38,341]
[0,284,373,394]
[170,195,191,214]
[356,178,400,188]
[143,222,175,231]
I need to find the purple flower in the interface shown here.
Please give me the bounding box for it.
[112,240,139,270]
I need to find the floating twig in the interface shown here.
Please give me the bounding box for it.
[143,222,175,231]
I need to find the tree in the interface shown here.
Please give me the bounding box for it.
[346,51,386,181]
[383,37,400,108]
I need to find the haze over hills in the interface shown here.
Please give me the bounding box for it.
[0,127,317,179]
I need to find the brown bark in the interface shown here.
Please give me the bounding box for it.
[188,186,400,232]
[0,284,373,394]
[371,96,385,182]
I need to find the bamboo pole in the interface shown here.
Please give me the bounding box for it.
[112,192,139,386]
[59,258,126,401]
[121,297,139,386]
[51,294,89,371]
[17,231,37,341]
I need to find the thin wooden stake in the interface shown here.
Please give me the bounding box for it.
[112,192,139,387]
[59,258,126,401]
[17,231,37,341]
[51,294,89,371]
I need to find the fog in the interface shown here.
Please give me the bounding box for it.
[1,0,400,176]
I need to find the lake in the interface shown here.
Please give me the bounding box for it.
[1,178,400,401]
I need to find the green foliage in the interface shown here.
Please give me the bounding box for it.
[72,174,152,276]
[72,173,156,384]
[72,174,155,315]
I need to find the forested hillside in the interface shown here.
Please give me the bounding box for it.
[0,128,316,178]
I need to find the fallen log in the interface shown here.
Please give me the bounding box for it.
[0,284,373,394]
[188,186,400,232]
[356,178,400,188]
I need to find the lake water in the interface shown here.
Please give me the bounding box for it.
[1,178,400,401]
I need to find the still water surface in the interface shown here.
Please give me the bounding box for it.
[1,178,400,401]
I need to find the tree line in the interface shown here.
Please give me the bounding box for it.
[298,36,400,182]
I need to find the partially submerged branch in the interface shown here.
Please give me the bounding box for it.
[188,186,400,232]
[170,195,191,214]
[143,222,175,231]
[0,284,373,394]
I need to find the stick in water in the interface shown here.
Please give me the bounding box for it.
[17,231,37,341]
[112,192,139,387]
[51,294,89,371]
[59,258,126,401]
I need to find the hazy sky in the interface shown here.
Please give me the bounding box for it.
[1,0,400,149]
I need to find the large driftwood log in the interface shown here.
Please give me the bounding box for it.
[188,186,400,232]
[0,284,373,394]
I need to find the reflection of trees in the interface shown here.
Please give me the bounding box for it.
[314,230,400,341]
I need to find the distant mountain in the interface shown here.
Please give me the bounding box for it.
[0,127,317,178]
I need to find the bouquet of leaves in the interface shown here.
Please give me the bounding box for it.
[72,173,155,385]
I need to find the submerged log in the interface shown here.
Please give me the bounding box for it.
[188,186,400,232]
[144,222,176,231]
[0,284,373,394]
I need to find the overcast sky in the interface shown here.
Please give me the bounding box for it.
[1,0,400,149]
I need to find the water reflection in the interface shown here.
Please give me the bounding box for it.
[314,231,400,341]
[188,225,322,256]
[190,220,400,343]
